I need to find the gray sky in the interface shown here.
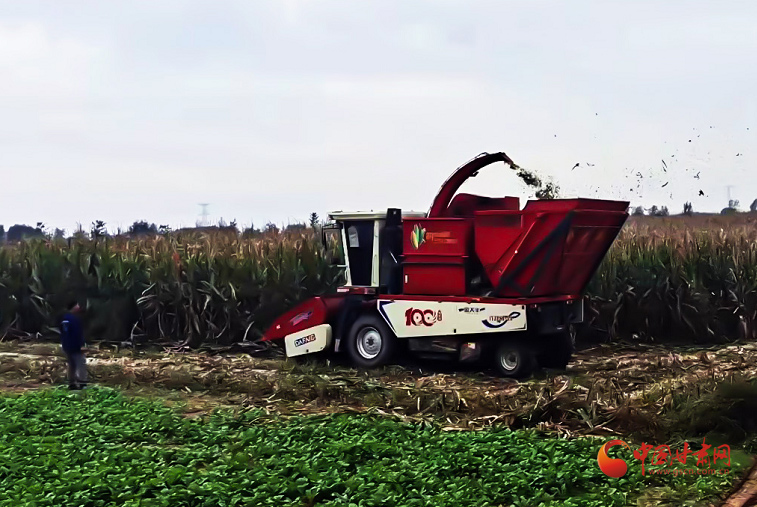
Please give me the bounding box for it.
[1,1,755,234]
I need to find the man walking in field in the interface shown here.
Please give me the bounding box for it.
[60,302,87,390]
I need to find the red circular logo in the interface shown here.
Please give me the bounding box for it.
[598,440,630,478]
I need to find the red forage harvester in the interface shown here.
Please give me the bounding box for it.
[263,152,628,377]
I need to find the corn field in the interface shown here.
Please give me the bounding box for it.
[587,214,757,343]
[1,214,756,347]
[0,231,342,347]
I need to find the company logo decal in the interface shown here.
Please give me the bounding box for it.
[459,307,486,313]
[405,308,443,326]
[290,311,313,326]
[425,231,458,245]
[598,438,731,478]
[293,333,316,347]
[410,224,426,249]
[409,225,459,250]
[482,311,521,328]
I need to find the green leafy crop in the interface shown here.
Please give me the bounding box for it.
[0,388,742,506]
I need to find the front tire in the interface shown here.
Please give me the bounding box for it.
[493,341,535,379]
[346,314,396,368]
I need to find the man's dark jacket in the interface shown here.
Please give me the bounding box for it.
[60,313,84,353]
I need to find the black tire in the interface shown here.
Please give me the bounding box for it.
[537,329,575,370]
[346,313,397,368]
[493,341,536,379]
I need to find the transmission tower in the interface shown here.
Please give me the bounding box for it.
[198,203,210,227]
[726,186,737,209]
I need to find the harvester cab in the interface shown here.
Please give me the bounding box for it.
[264,152,629,378]
[323,210,426,293]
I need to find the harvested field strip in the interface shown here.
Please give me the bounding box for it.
[2,341,757,441]
[0,388,743,507]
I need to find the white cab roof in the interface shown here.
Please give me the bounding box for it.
[328,210,427,221]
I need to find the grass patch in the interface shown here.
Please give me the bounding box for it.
[665,377,757,452]
[0,388,746,506]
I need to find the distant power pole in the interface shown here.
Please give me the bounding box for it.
[198,203,210,227]
[726,186,737,209]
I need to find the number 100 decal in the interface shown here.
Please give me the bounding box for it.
[405,308,443,326]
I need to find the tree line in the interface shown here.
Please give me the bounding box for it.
[0,214,323,243]
[631,200,757,217]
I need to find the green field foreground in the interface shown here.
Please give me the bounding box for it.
[0,388,744,507]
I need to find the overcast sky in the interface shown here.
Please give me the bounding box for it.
[1,1,755,233]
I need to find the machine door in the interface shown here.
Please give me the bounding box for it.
[322,223,348,285]
[344,220,375,286]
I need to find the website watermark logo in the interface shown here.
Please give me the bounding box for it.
[597,440,631,478]
[597,438,731,478]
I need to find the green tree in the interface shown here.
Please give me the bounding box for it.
[650,205,669,217]
[90,220,107,240]
[264,222,279,235]
[6,224,44,242]
[128,221,158,235]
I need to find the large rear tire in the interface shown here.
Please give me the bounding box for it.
[493,341,535,379]
[346,314,397,368]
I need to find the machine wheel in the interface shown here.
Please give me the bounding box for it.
[346,314,397,368]
[537,328,575,370]
[493,341,535,379]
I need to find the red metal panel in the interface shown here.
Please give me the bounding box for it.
[555,211,628,295]
[336,287,377,295]
[403,261,467,296]
[522,198,629,213]
[401,217,472,295]
[474,211,523,283]
[445,194,520,217]
[377,294,580,304]
[473,199,628,297]
[400,198,626,298]
[261,296,345,341]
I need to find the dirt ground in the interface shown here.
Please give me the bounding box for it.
[2,339,757,505]
[2,340,754,429]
